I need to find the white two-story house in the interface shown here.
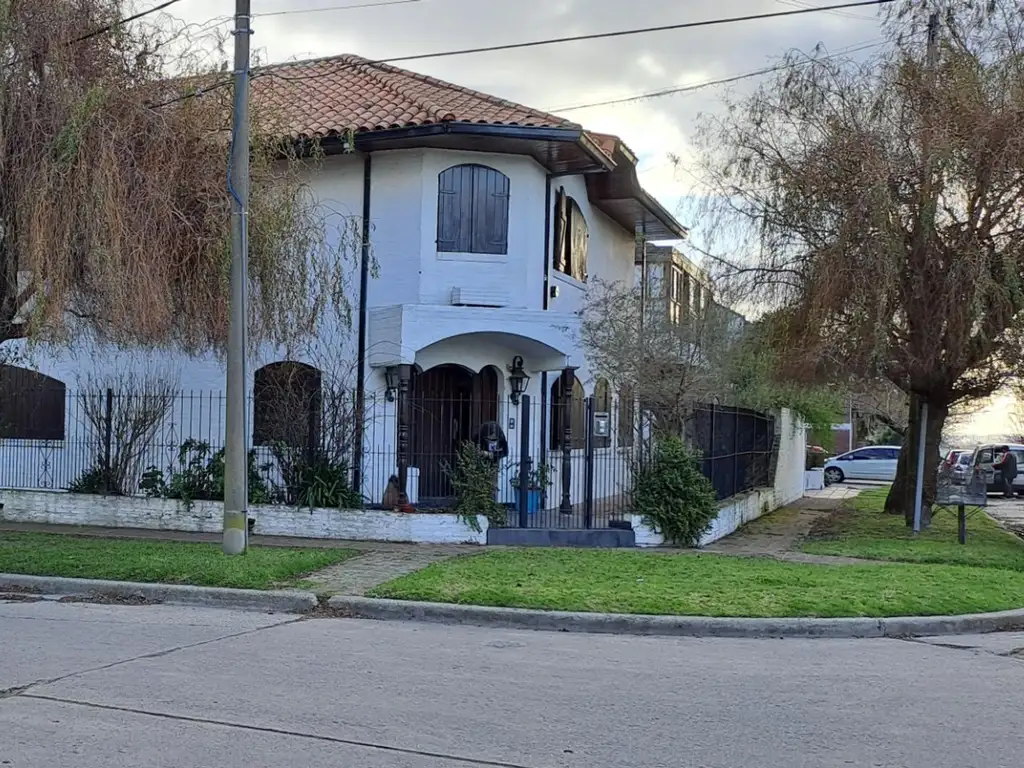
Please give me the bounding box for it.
[0,54,687,515]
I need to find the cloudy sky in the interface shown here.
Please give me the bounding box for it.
[165,0,890,232]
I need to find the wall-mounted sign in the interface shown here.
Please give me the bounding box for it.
[593,413,610,438]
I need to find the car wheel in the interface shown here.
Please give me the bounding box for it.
[824,467,844,485]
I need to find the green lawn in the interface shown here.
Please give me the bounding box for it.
[369,548,1024,618]
[0,532,357,590]
[801,488,1024,571]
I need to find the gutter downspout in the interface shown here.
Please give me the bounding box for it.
[353,153,372,498]
[540,172,553,463]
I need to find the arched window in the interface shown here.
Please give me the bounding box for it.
[437,164,510,255]
[593,378,611,448]
[553,188,588,282]
[550,374,585,450]
[617,385,635,448]
[0,366,66,440]
[253,362,323,452]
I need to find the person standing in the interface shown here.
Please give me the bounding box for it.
[995,446,1018,498]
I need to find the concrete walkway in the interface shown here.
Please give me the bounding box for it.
[702,484,884,565]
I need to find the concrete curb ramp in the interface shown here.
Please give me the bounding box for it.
[326,596,1024,639]
[0,573,318,614]
[2,573,1023,638]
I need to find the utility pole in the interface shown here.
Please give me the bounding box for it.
[223,0,252,555]
[912,9,941,534]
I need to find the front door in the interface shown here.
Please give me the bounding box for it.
[410,365,498,503]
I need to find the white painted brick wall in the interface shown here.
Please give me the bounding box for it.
[0,490,487,545]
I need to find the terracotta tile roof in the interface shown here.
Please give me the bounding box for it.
[252,54,580,140]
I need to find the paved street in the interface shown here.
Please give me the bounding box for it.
[3,600,1024,767]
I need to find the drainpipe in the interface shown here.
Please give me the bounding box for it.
[540,172,553,464]
[352,153,372,497]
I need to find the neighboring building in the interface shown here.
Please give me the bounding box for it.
[635,244,747,341]
[0,55,689,511]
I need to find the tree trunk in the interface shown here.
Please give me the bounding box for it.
[884,393,948,527]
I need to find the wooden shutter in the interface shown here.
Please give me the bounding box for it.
[553,188,568,274]
[568,199,589,282]
[471,166,509,255]
[437,166,473,252]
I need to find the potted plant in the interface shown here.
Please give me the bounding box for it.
[509,464,552,514]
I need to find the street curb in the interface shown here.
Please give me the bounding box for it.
[326,596,1024,638]
[0,574,319,614]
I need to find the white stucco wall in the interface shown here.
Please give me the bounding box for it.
[0,489,488,544]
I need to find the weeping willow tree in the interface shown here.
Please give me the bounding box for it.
[0,0,358,354]
[698,0,1024,525]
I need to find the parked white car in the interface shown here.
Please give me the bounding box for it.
[823,445,901,484]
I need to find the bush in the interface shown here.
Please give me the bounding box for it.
[633,436,718,547]
[140,439,273,508]
[282,450,362,509]
[443,441,506,531]
[67,464,118,495]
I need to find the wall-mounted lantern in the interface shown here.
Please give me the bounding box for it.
[507,356,530,405]
[384,366,401,403]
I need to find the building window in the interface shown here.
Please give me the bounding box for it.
[0,365,66,441]
[669,266,685,326]
[553,187,588,282]
[593,378,611,449]
[437,164,510,255]
[253,362,323,452]
[617,385,635,447]
[550,373,585,450]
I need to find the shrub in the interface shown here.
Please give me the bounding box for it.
[140,439,273,508]
[67,464,117,495]
[633,436,718,547]
[281,449,362,509]
[443,440,506,531]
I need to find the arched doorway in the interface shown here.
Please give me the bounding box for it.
[411,364,498,502]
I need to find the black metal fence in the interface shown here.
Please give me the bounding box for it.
[686,404,776,501]
[0,386,777,529]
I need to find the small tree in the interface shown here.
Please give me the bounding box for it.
[75,368,178,494]
[633,436,718,547]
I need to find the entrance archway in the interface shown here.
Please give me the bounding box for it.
[411,364,499,502]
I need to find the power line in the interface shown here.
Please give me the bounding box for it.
[150,0,895,107]
[549,39,883,112]
[265,0,896,80]
[75,0,185,44]
[256,0,423,18]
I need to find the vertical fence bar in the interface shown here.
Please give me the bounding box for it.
[518,394,531,529]
[584,396,594,529]
[102,387,114,494]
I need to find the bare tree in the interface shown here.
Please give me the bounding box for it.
[0,1,358,357]
[76,368,179,494]
[580,274,742,436]
[698,1,1024,524]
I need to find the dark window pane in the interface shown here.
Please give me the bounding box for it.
[0,366,66,441]
[253,362,323,451]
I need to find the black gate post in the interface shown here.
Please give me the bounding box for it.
[103,388,114,495]
[584,396,595,529]
[517,394,532,529]
[559,367,577,516]
[958,503,967,545]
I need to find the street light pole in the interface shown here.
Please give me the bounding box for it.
[223,0,252,555]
